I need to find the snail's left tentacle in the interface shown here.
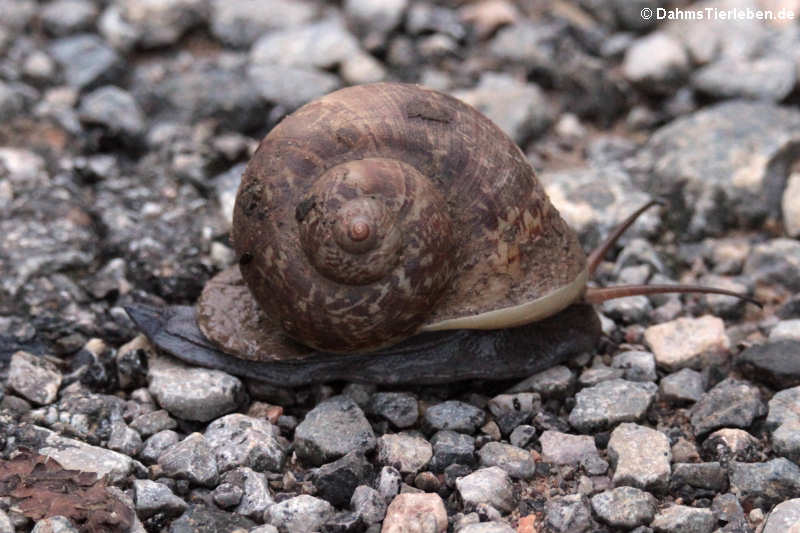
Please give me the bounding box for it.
[584,284,762,307]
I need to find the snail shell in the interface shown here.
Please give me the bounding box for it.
[200,83,588,356]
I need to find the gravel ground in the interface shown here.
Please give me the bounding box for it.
[1,0,800,532]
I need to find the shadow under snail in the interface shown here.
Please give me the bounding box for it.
[126,83,759,386]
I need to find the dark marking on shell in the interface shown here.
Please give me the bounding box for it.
[406,98,453,123]
[295,196,317,222]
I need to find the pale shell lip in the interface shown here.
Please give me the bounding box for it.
[420,266,589,331]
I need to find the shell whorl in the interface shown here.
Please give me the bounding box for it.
[232,83,586,353]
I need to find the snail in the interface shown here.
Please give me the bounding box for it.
[126,83,758,386]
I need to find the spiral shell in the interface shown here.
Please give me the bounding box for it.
[228,83,587,354]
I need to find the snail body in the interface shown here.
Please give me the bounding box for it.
[127,83,756,385]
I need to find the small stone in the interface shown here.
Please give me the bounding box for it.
[351,485,386,525]
[212,482,243,508]
[458,522,516,533]
[33,426,136,483]
[0,510,12,533]
[612,351,657,382]
[377,433,432,474]
[487,393,541,435]
[712,492,747,529]
[345,0,408,39]
[107,420,143,456]
[79,86,145,142]
[545,494,593,533]
[370,392,418,428]
[509,425,536,449]
[650,505,714,533]
[129,409,177,437]
[423,400,486,434]
[382,493,447,533]
[692,56,796,102]
[672,463,728,491]
[744,238,800,291]
[429,430,475,472]
[766,385,800,463]
[248,64,341,111]
[140,429,180,464]
[539,431,599,466]
[507,365,574,397]
[31,516,79,533]
[41,0,98,36]
[784,173,800,238]
[770,320,800,342]
[8,351,62,405]
[670,438,700,464]
[169,505,255,532]
[456,467,516,514]
[689,378,765,437]
[590,487,657,529]
[117,0,207,48]
[148,356,245,422]
[158,433,219,487]
[265,495,334,533]
[377,466,402,503]
[568,379,657,432]
[622,32,689,93]
[204,413,287,473]
[250,19,360,69]
[644,316,730,372]
[294,395,376,467]
[134,479,187,519]
[763,498,800,533]
[341,52,387,85]
[452,73,552,145]
[49,34,122,90]
[737,340,800,389]
[730,458,800,510]
[608,423,671,493]
[702,428,761,463]
[578,365,625,387]
[478,442,535,480]
[660,368,705,404]
[311,451,373,508]
[209,0,316,48]
[220,467,273,519]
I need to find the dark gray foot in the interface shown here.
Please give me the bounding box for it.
[125,304,600,386]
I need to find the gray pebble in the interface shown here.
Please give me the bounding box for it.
[590,486,657,529]
[107,420,143,456]
[507,365,574,397]
[79,85,145,142]
[204,413,287,473]
[294,395,376,466]
[212,482,243,508]
[712,493,747,530]
[370,392,419,428]
[608,423,671,493]
[140,429,180,464]
[702,428,761,463]
[509,425,537,449]
[729,458,800,510]
[250,19,359,69]
[158,432,219,487]
[49,34,121,90]
[578,365,625,387]
[424,400,486,434]
[539,430,598,466]
[116,0,207,48]
[456,466,516,514]
[430,430,476,472]
[651,506,714,533]
[345,0,408,42]
[31,516,79,533]
[692,56,796,102]
[377,432,432,474]
[671,462,728,491]
[458,522,515,533]
[248,64,341,111]
[622,32,688,93]
[148,356,245,422]
[265,495,334,533]
[660,368,705,404]
[763,498,800,533]
[569,379,657,432]
[221,467,274,519]
[0,510,11,533]
[8,351,62,405]
[545,494,593,533]
[311,451,373,508]
[478,442,535,480]
[34,426,137,483]
[351,485,387,525]
[209,0,316,48]
[612,351,657,382]
[129,409,177,437]
[41,0,97,36]
[377,465,402,503]
[770,320,800,342]
[134,479,187,519]
[689,378,765,437]
[767,385,800,463]
[737,339,800,389]
[644,315,730,372]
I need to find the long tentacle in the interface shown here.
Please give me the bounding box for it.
[584,284,762,308]
[587,199,664,276]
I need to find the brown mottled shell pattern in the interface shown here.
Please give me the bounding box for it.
[213,83,585,354]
